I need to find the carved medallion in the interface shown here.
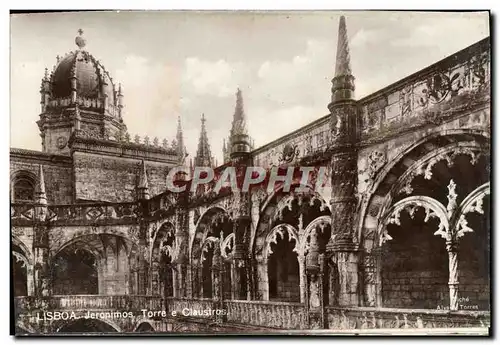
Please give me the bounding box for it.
[56,136,67,149]
[279,143,299,164]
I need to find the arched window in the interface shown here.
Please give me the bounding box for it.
[12,176,35,203]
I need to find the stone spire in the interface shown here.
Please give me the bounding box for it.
[229,88,253,159]
[194,114,213,167]
[329,15,355,108]
[35,165,47,205]
[176,116,186,162]
[137,160,150,200]
[117,83,124,119]
[40,68,51,112]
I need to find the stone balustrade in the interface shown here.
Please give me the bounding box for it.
[46,96,120,118]
[14,295,490,332]
[166,297,307,329]
[162,298,488,330]
[166,297,215,320]
[326,306,490,330]
[10,202,139,226]
[14,295,163,314]
[224,299,307,329]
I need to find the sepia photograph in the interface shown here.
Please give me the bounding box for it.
[9,10,490,336]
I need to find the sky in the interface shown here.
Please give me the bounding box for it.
[10,11,489,163]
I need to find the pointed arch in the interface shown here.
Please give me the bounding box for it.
[299,215,332,254]
[12,236,32,265]
[450,182,490,238]
[190,206,230,262]
[359,130,490,248]
[263,224,299,261]
[252,183,330,259]
[377,195,449,248]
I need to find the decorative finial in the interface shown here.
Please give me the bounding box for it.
[43,67,48,80]
[334,15,352,78]
[228,86,252,157]
[35,165,47,205]
[75,28,86,49]
[329,15,355,107]
[201,113,206,124]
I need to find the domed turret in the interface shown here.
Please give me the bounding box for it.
[37,29,127,155]
[46,29,118,113]
[51,51,115,103]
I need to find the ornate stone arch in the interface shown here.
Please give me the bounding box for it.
[376,195,449,249]
[200,236,220,263]
[252,183,330,259]
[50,226,133,258]
[150,221,176,264]
[299,215,332,255]
[448,182,490,240]
[259,223,303,301]
[190,206,232,265]
[190,206,233,298]
[50,235,106,264]
[262,224,300,261]
[359,129,490,248]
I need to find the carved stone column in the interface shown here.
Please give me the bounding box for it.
[306,232,326,329]
[151,261,160,295]
[173,247,188,298]
[175,192,190,298]
[232,216,250,300]
[212,246,222,301]
[327,256,340,306]
[335,251,360,306]
[298,253,307,304]
[191,264,200,298]
[26,265,34,296]
[306,231,321,307]
[33,223,50,297]
[137,202,149,295]
[447,241,459,311]
[363,251,378,307]
[212,245,225,324]
[256,257,269,301]
[327,15,361,307]
[33,166,51,297]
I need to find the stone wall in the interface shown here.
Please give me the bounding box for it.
[10,155,73,204]
[73,152,173,202]
[458,270,490,310]
[275,273,300,302]
[382,270,449,309]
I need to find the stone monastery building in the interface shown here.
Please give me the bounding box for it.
[11,16,490,333]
